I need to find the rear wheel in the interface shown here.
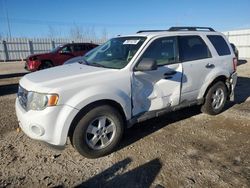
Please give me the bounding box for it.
[201,81,227,115]
[72,105,124,158]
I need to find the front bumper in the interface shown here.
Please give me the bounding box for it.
[15,98,79,146]
[229,72,237,101]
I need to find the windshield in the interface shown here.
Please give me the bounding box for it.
[83,37,146,69]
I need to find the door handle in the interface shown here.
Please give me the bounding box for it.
[205,63,215,68]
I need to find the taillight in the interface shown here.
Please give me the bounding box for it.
[233,57,237,72]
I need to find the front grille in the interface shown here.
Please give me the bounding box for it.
[17,85,28,110]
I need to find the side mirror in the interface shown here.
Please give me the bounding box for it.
[135,58,157,71]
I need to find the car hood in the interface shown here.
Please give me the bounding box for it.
[19,63,118,93]
[28,53,52,59]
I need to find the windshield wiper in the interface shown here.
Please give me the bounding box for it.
[78,59,106,68]
[78,60,108,68]
[90,63,106,68]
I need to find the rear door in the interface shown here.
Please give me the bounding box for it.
[72,44,85,56]
[178,35,213,102]
[132,36,183,116]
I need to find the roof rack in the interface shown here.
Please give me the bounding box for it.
[168,27,215,31]
[136,27,215,34]
[137,30,168,33]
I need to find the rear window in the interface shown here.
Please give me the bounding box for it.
[73,44,85,51]
[86,45,94,50]
[207,35,231,56]
[179,35,211,62]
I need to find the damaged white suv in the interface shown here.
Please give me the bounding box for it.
[16,27,237,158]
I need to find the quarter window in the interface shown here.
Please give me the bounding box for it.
[140,37,178,66]
[207,35,231,56]
[179,36,211,62]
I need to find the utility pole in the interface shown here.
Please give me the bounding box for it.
[3,0,11,38]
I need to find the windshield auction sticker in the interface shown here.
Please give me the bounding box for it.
[123,40,140,45]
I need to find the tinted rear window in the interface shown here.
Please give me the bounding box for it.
[207,35,231,56]
[179,35,211,62]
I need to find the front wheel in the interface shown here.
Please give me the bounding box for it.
[72,105,124,158]
[201,81,227,115]
[39,61,53,70]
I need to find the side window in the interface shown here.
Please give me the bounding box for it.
[73,44,83,52]
[61,45,72,53]
[81,45,87,51]
[140,37,178,66]
[85,45,92,50]
[179,35,211,62]
[207,35,231,56]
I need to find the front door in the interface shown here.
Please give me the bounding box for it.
[132,36,183,116]
[54,45,74,65]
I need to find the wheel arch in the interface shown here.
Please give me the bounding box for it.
[68,99,127,139]
[201,75,229,100]
[39,59,54,69]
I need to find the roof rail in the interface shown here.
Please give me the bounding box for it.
[168,27,215,31]
[137,30,168,33]
[136,27,215,34]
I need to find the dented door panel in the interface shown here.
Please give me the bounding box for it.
[132,63,183,116]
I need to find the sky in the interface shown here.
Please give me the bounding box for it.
[0,0,250,39]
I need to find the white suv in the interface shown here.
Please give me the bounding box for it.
[16,27,237,158]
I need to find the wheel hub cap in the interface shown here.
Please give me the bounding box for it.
[212,88,225,110]
[85,116,116,150]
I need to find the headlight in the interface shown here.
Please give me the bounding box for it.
[27,92,59,111]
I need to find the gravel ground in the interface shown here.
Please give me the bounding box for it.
[0,60,250,187]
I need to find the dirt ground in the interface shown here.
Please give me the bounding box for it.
[0,60,250,187]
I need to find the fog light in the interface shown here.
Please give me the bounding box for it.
[30,125,44,136]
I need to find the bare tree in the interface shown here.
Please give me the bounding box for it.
[82,27,90,40]
[47,25,57,38]
[101,28,108,42]
[82,26,96,41]
[90,26,97,41]
[69,25,99,42]
[70,24,84,40]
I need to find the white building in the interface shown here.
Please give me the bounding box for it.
[223,29,250,59]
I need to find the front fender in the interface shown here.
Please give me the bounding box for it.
[198,68,230,99]
[65,85,131,120]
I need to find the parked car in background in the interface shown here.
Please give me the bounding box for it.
[63,46,100,65]
[230,43,239,60]
[25,43,98,71]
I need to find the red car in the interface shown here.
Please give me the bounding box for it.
[25,43,98,71]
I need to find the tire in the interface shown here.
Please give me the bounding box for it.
[72,105,124,158]
[39,61,53,70]
[201,81,227,115]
